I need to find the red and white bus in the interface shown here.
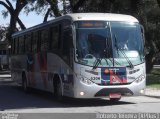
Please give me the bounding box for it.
[11,13,146,101]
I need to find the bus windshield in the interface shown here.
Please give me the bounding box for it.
[75,21,144,67]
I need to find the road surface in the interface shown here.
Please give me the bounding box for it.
[0,71,160,118]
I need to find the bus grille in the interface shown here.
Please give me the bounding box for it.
[97,83,131,86]
[95,88,133,97]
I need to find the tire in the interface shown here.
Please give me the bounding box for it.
[22,74,30,93]
[54,79,63,101]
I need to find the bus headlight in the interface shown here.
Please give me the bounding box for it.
[80,76,93,85]
[135,75,145,83]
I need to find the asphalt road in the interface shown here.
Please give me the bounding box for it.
[0,71,160,118]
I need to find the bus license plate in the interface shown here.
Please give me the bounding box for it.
[109,93,121,98]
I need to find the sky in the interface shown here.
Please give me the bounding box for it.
[0,1,52,28]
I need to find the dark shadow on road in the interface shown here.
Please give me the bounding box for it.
[0,76,135,111]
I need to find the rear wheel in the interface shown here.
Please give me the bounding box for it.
[56,81,63,101]
[54,77,63,101]
[22,73,29,93]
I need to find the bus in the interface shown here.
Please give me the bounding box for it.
[11,13,146,101]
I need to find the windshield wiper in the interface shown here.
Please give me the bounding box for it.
[106,36,121,66]
[92,36,111,70]
[92,39,120,70]
[92,58,102,70]
[114,35,134,69]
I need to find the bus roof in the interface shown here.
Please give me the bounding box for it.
[12,13,139,37]
[67,13,139,22]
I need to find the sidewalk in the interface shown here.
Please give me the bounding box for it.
[144,88,160,98]
[153,65,160,69]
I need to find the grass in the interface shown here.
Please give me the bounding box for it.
[146,69,160,89]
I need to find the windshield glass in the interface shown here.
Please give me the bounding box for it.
[75,21,144,67]
[111,22,144,66]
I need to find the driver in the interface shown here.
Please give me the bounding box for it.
[77,32,89,58]
[118,37,129,50]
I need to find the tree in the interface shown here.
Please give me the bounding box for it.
[0,0,28,43]
[0,25,8,42]
[28,0,87,22]
[69,0,86,12]
[0,0,26,30]
[46,0,61,16]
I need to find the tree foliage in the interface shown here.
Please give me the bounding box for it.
[0,0,29,43]
[0,25,8,42]
[0,0,160,72]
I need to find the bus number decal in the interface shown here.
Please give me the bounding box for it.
[91,77,100,81]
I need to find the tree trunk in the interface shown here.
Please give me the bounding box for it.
[0,0,27,44]
[46,0,61,17]
[7,14,17,44]
[43,8,51,23]
[17,18,26,30]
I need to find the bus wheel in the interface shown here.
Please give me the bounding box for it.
[54,80,63,101]
[109,98,121,102]
[22,74,29,93]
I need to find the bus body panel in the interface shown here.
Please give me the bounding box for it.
[11,13,145,99]
[11,53,75,97]
[73,62,146,98]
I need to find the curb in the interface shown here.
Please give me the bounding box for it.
[144,88,160,98]
[144,95,160,99]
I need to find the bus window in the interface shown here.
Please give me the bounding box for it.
[15,37,19,54]
[25,33,32,53]
[50,25,60,50]
[62,26,73,62]
[33,31,38,53]
[12,38,15,54]
[41,29,49,51]
[19,36,24,54]
[30,33,33,52]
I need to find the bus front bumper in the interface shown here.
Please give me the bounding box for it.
[73,78,146,99]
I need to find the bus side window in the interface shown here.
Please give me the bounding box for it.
[63,28,73,53]
[33,31,38,53]
[37,31,41,52]
[41,29,49,51]
[25,33,32,53]
[19,36,24,54]
[12,38,15,54]
[50,25,60,50]
[15,37,19,54]
[31,33,33,52]
[62,20,72,56]
[23,36,25,53]
[62,25,73,63]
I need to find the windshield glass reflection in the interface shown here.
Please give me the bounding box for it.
[75,21,144,67]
